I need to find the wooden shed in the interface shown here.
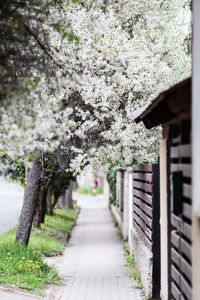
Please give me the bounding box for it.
[134,78,193,300]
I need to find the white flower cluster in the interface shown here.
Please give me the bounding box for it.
[0,0,191,172]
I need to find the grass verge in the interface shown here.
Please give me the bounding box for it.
[76,186,103,195]
[0,206,79,293]
[0,243,60,291]
[124,245,143,289]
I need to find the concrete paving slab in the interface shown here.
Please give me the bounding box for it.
[46,194,144,300]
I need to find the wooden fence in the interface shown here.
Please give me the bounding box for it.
[132,163,160,299]
[169,129,192,300]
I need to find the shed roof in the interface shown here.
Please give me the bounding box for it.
[133,77,191,129]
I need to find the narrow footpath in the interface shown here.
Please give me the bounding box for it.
[0,193,144,300]
[47,193,144,300]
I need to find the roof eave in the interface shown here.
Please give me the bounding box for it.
[133,77,191,129]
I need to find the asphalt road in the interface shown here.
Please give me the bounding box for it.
[0,178,24,234]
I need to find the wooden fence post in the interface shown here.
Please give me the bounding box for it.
[131,163,161,299]
[152,163,161,299]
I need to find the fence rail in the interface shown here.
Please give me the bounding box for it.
[169,139,192,300]
[132,163,160,299]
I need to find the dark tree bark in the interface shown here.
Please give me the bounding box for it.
[41,189,47,223]
[52,193,59,209]
[34,188,46,228]
[34,191,42,228]
[16,160,42,246]
[34,174,53,228]
[46,186,53,216]
[34,178,52,227]
[65,180,74,209]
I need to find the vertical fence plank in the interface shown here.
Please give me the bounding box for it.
[132,163,161,299]
[152,163,161,298]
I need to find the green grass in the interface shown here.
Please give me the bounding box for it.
[112,216,123,239]
[0,206,78,292]
[0,243,60,291]
[31,207,78,256]
[112,217,118,228]
[124,245,143,289]
[76,186,104,195]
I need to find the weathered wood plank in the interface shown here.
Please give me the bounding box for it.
[133,180,152,193]
[171,214,182,230]
[180,276,192,300]
[133,189,152,205]
[170,144,191,159]
[132,172,153,182]
[170,164,191,178]
[183,184,192,199]
[171,260,191,283]
[171,265,180,286]
[180,239,191,261]
[172,135,181,145]
[171,248,180,267]
[132,164,152,172]
[183,203,192,220]
[179,144,191,158]
[170,146,180,159]
[180,257,192,281]
[133,220,152,251]
[133,205,152,228]
[133,212,152,240]
[171,216,191,241]
[133,197,153,218]
[171,282,182,300]
[171,231,180,249]
[181,222,192,241]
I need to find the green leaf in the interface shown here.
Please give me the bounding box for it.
[62,28,70,39]
[62,29,80,43]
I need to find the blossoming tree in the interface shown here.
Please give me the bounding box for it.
[0,0,191,245]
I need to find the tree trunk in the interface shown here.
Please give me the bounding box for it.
[52,193,59,208]
[34,175,53,227]
[16,160,42,246]
[34,189,45,227]
[41,188,47,223]
[46,186,53,216]
[65,180,74,209]
[56,194,65,208]
[34,190,41,228]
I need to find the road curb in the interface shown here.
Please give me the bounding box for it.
[66,207,80,243]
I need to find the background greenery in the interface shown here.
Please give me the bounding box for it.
[76,186,103,195]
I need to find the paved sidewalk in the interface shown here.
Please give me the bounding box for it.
[46,194,144,300]
[0,193,144,300]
